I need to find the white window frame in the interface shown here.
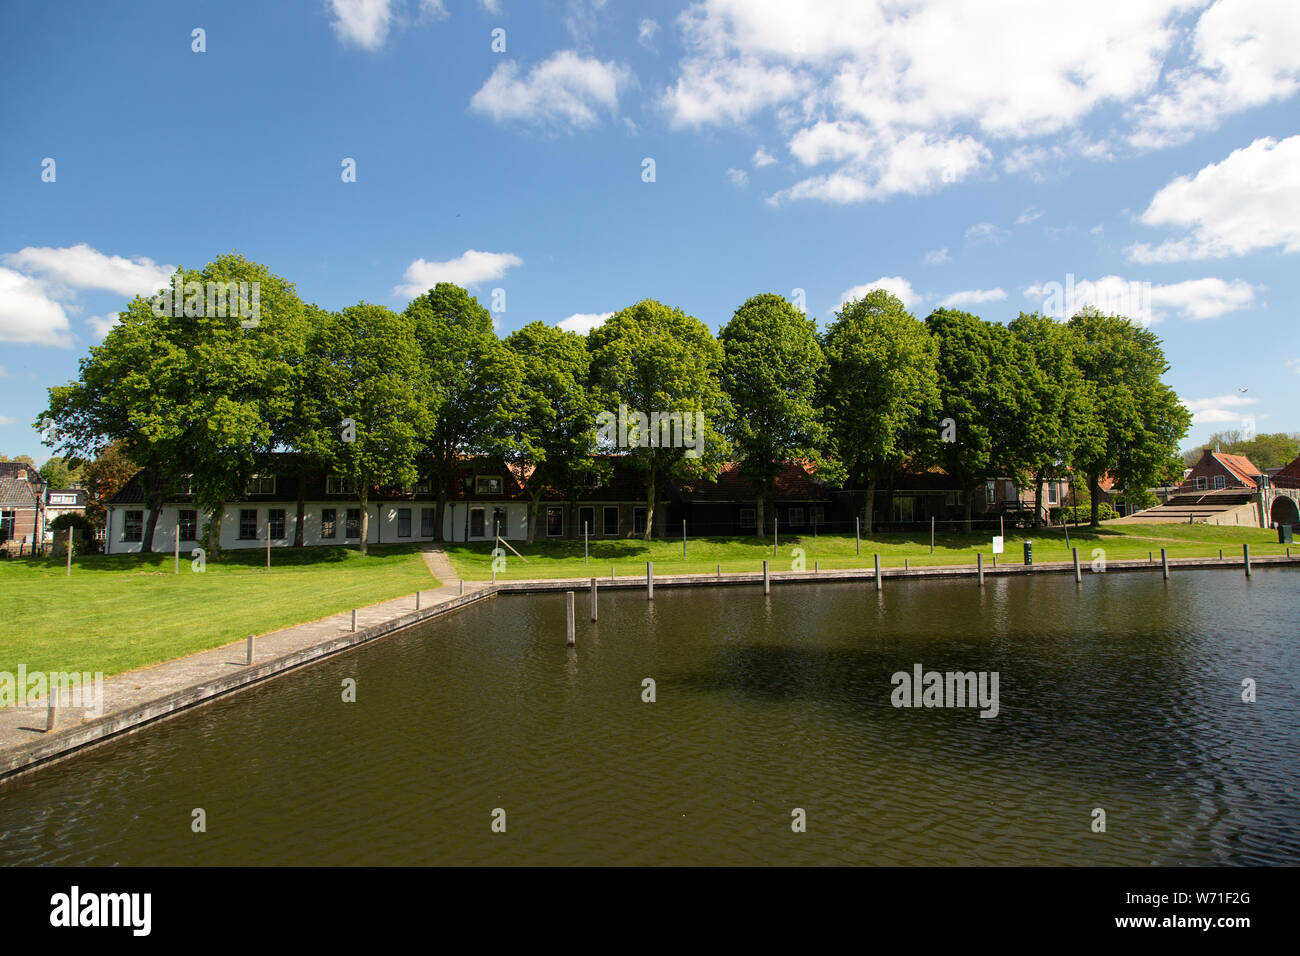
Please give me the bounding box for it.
[739,507,757,529]
[1212,475,1226,490]
[475,476,503,496]
[326,475,355,495]
[245,474,276,496]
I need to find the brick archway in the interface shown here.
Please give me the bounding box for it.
[1271,495,1300,528]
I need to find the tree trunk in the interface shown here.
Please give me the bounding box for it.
[863,476,876,535]
[1089,472,1101,527]
[141,471,164,554]
[358,485,369,554]
[526,492,539,545]
[434,494,448,543]
[963,488,974,534]
[643,466,657,541]
[294,472,306,547]
[1034,469,1045,528]
[207,501,225,553]
[755,494,766,538]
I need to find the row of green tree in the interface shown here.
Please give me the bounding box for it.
[40,253,1192,550]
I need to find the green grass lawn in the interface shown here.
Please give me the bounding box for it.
[0,545,437,677]
[445,522,1293,581]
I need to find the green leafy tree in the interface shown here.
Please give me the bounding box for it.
[925,309,1023,531]
[38,456,82,488]
[588,299,730,539]
[821,290,939,534]
[504,322,603,543]
[79,442,138,529]
[1068,309,1192,526]
[1184,431,1300,471]
[297,303,431,553]
[406,283,522,542]
[1007,312,1100,526]
[719,293,838,534]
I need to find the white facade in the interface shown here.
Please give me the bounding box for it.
[104,500,532,553]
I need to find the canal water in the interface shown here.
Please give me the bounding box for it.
[2,569,1297,865]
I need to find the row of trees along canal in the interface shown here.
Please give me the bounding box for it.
[39,253,1191,551]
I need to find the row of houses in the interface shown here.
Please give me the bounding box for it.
[98,453,1085,553]
[0,461,87,553]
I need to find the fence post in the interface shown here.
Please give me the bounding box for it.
[351,609,357,632]
[763,560,770,594]
[246,634,255,665]
[584,522,588,564]
[774,515,778,557]
[977,552,984,588]
[65,529,73,577]
[682,519,687,560]
[874,553,881,591]
[45,692,57,733]
[930,516,934,555]
[590,578,597,622]
[855,517,860,556]
[647,561,654,600]
[566,591,575,646]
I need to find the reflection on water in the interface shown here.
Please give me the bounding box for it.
[1,569,1297,865]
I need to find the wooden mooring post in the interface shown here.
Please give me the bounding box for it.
[45,693,57,733]
[1243,543,1251,578]
[977,552,984,587]
[590,578,598,621]
[351,609,357,632]
[763,560,770,594]
[647,561,654,600]
[246,634,255,665]
[1072,547,1081,583]
[1161,548,1169,580]
[565,591,575,646]
[874,553,882,591]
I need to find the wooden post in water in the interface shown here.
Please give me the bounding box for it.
[1243,543,1251,578]
[174,522,180,574]
[1072,547,1081,583]
[246,634,255,665]
[590,578,597,621]
[763,560,770,594]
[1161,548,1169,580]
[874,554,882,591]
[977,553,984,587]
[566,591,575,646]
[646,561,654,600]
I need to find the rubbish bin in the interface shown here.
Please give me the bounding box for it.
[1023,540,1033,566]
[1280,524,1294,544]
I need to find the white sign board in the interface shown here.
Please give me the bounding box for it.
[992,535,1005,554]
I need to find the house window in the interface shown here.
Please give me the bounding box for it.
[403,479,431,495]
[245,474,276,495]
[470,508,486,538]
[740,507,756,529]
[475,476,503,496]
[119,510,142,542]
[1195,476,1207,491]
[603,506,619,536]
[326,476,355,495]
[946,491,964,507]
[492,508,507,538]
[788,507,804,527]
[893,497,915,523]
[579,506,595,536]
[1047,484,1059,505]
[321,508,337,539]
[345,508,361,538]
[1213,475,1226,490]
[812,505,825,526]
[985,481,996,504]
[0,511,15,542]
[546,507,564,537]
[633,507,647,535]
[397,508,412,537]
[50,494,76,505]
[421,507,435,537]
[178,509,197,540]
[1004,482,1018,502]
[239,509,258,540]
[178,475,194,495]
[268,509,286,539]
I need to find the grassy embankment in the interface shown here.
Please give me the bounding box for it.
[443,522,1292,581]
[0,544,436,677]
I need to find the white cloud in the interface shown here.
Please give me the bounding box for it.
[0,267,74,347]
[752,145,777,167]
[965,222,1009,245]
[1128,135,1300,263]
[1183,393,1259,424]
[923,248,949,265]
[328,0,446,51]
[557,311,612,333]
[937,288,1007,309]
[1015,206,1044,225]
[638,18,660,51]
[836,276,918,311]
[0,416,16,426]
[394,250,523,298]
[1288,358,1300,375]
[1128,0,1300,149]
[479,0,503,13]
[660,1,1297,205]
[2,244,173,297]
[469,51,631,129]
[725,167,748,187]
[86,313,120,340]
[1022,274,1256,324]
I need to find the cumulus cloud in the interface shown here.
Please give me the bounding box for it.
[725,167,748,187]
[86,313,120,340]
[1128,135,1300,263]
[1023,274,1256,324]
[557,311,612,333]
[752,145,777,167]
[1183,393,1259,424]
[836,276,919,311]
[394,250,523,298]
[0,267,75,347]
[469,51,631,129]
[937,288,1007,309]
[1015,206,1044,225]
[965,222,1009,245]
[923,248,950,265]
[638,18,660,51]
[2,244,173,297]
[327,0,447,51]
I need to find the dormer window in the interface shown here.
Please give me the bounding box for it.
[245,474,276,495]
[326,476,355,495]
[475,476,503,496]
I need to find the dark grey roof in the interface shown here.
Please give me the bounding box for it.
[0,477,39,508]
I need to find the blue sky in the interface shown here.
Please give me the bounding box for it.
[2,0,1298,464]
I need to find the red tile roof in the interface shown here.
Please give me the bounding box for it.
[1213,452,1261,489]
